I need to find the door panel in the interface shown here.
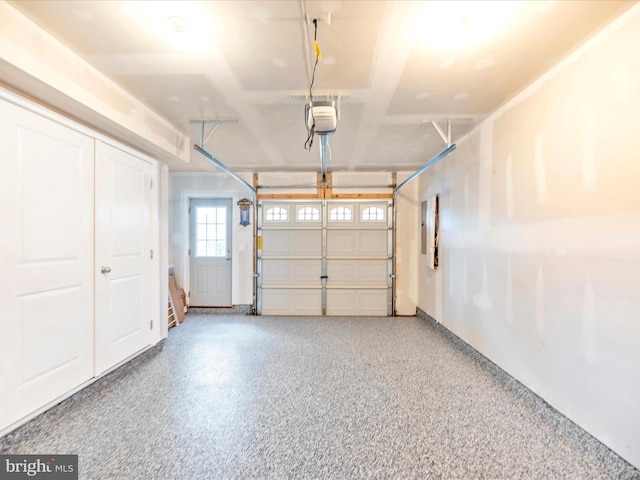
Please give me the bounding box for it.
[189,198,232,306]
[20,286,84,381]
[95,141,151,375]
[0,99,94,430]
[326,230,388,257]
[326,289,388,316]
[325,205,390,315]
[109,275,145,341]
[261,288,322,315]
[260,202,323,315]
[262,259,321,286]
[327,259,388,286]
[261,230,322,256]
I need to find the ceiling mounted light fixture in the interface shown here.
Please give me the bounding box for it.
[121,2,215,52]
[166,15,195,51]
[167,15,190,34]
[412,1,532,51]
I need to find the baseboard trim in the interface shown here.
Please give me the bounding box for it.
[0,341,164,440]
[415,307,638,470]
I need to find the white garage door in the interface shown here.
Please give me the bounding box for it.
[259,200,391,316]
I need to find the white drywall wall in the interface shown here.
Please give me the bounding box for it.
[418,5,640,469]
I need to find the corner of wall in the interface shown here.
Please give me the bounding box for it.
[0,2,190,168]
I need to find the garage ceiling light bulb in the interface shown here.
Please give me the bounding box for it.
[168,15,190,34]
[413,1,528,51]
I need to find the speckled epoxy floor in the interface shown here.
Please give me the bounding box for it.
[0,313,638,479]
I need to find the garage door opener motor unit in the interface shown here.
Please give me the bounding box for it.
[305,100,337,134]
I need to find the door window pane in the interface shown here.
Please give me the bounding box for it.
[361,206,385,221]
[265,207,288,222]
[297,206,320,221]
[197,208,209,224]
[216,224,226,240]
[195,206,227,257]
[329,206,352,221]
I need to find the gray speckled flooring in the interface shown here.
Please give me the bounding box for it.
[1,313,638,480]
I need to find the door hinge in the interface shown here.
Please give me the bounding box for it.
[150,319,153,329]
[188,248,191,256]
[150,178,153,188]
[188,206,191,214]
[150,249,154,259]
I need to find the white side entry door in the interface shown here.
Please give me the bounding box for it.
[189,198,232,307]
[94,141,152,375]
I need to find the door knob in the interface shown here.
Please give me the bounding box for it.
[101,266,111,274]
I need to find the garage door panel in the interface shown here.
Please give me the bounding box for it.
[327,259,388,286]
[357,230,388,255]
[294,231,322,255]
[327,230,387,257]
[262,259,321,286]
[294,291,322,314]
[262,230,322,256]
[326,289,388,316]
[262,288,322,315]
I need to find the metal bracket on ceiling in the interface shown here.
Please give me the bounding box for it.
[304,12,331,26]
[290,94,349,102]
[190,119,238,148]
[291,94,348,120]
[430,119,452,148]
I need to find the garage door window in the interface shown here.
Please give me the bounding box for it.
[361,206,385,222]
[265,206,288,222]
[329,206,352,222]
[297,206,320,221]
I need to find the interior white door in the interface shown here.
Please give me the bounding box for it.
[95,141,152,375]
[0,98,94,430]
[189,198,232,307]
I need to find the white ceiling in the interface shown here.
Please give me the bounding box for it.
[7,0,634,173]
